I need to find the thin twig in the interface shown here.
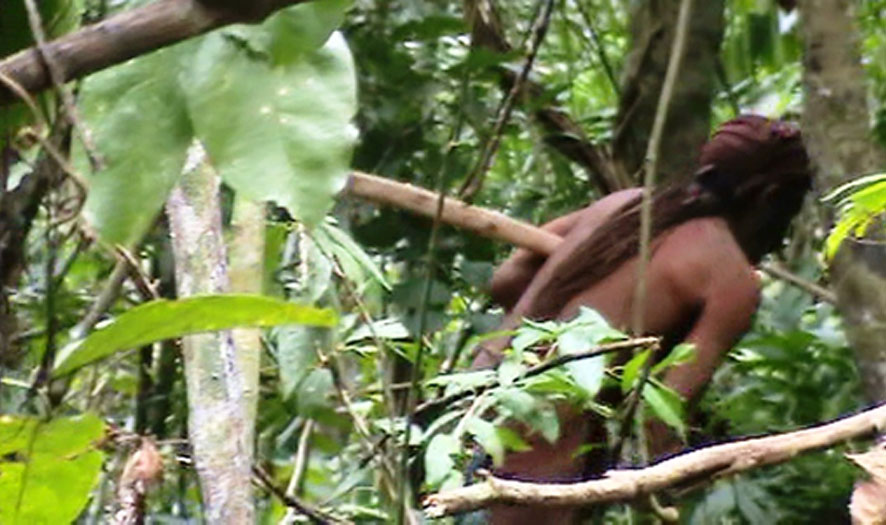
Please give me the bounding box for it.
[115,245,159,300]
[760,261,836,304]
[574,0,620,97]
[252,465,342,525]
[631,0,694,335]
[396,51,477,525]
[52,228,91,288]
[318,348,398,500]
[0,71,88,222]
[458,0,556,200]
[610,341,661,464]
[315,236,399,432]
[37,190,60,395]
[23,0,103,170]
[284,420,314,499]
[71,259,128,340]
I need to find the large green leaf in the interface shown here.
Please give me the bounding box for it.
[643,380,686,437]
[184,29,357,228]
[0,414,105,524]
[76,1,356,244]
[78,46,194,246]
[54,294,337,375]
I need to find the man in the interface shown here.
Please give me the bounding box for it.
[474,115,812,523]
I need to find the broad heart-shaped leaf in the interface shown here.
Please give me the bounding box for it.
[78,45,194,246]
[0,414,105,524]
[184,30,357,228]
[54,294,337,376]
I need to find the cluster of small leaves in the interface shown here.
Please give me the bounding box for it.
[822,173,886,259]
[421,307,694,493]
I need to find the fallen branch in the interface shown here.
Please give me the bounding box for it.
[423,402,886,517]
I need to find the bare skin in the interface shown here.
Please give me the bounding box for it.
[476,189,761,524]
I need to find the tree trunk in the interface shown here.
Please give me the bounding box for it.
[228,197,265,437]
[612,0,724,182]
[798,0,886,403]
[166,150,254,522]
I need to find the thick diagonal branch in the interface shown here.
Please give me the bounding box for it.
[424,402,886,516]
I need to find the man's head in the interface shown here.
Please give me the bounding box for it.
[693,115,813,261]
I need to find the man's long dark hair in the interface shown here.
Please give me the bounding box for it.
[523,115,812,320]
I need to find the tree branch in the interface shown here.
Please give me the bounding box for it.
[423,402,886,517]
[0,0,310,106]
[346,171,561,256]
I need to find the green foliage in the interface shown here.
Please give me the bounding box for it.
[823,172,886,259]
[0,414,105,524]
[417,309,695,493]
[5,0,884,520]
[54,294,337,375]
[78,1,356,245]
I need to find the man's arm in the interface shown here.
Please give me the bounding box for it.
[490,209,588,310]
[663,277,759,401]
[648,239,760,457]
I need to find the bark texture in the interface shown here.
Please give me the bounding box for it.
[166,154,254,522]
[799,0,886,402]
[228,197,265,434]
[612,0,724,182]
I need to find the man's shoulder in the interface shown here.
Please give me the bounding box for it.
[664,217,744,256]
[656,217,759,299]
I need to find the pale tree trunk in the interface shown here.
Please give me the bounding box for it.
[612,0,724,182]
[228,197,265,435]
[166,152,254,522]
[798,0,886,403]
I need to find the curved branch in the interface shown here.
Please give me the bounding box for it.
[424,402,886,517]
[346,171,561,256]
